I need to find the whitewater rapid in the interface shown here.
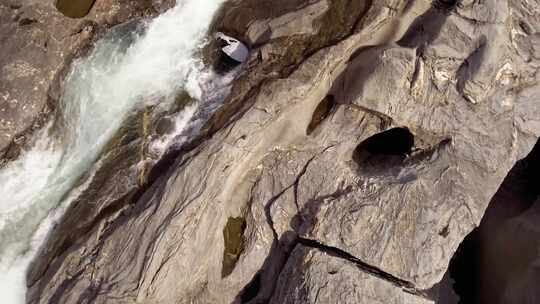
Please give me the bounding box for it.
[0,0,225,302]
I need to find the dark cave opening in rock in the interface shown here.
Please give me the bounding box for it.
[353,127,414,172]
[442,140,540,304]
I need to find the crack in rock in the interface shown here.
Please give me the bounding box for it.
[297,237,431,299]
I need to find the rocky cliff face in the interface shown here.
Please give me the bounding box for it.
[8,0,540,303]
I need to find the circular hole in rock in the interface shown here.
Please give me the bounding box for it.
[353,127,414,173]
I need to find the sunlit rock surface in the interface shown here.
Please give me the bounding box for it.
[6,0,540,303]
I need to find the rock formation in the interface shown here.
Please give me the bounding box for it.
[0,0,170,163]
[1,0,539,303]
[447,140,540,304]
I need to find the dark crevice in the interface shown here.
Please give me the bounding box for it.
[297,238,425,294]
[518,20,532,36]
[263,187,292,241]
[306,95,336,135]
[236,189,357,303]
[74,279,104,304]
[240,273,262,303]
[441,139,540,304]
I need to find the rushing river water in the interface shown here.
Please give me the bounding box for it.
[0,1,225,302]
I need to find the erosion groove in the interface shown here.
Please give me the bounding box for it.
[307,95,336,135]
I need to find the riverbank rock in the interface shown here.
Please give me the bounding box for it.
[0,0,171,163]
[27,0,540,303]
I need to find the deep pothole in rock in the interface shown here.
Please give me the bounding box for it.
[353,127,414,173]
[439,140,540,304]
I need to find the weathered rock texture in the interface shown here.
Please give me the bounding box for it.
[447,140,540,304]
[0,0,169,162]
[25,0,540,303]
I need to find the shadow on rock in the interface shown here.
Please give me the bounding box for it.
[442,139,540,304]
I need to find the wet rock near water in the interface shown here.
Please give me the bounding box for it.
[55,0,97,18]
[15,0,540,303]
[0,0,171,163]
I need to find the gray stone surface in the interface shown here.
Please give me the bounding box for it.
[23,0,540,303]
[270,245,433,304]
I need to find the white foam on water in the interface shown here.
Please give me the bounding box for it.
[0,0,225,302]
[148,103,198,155]
[148,66,240,155]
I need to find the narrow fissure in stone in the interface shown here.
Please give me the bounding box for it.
[298,238,418,291]
[440,140,540,304]
[307,95,336,135]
